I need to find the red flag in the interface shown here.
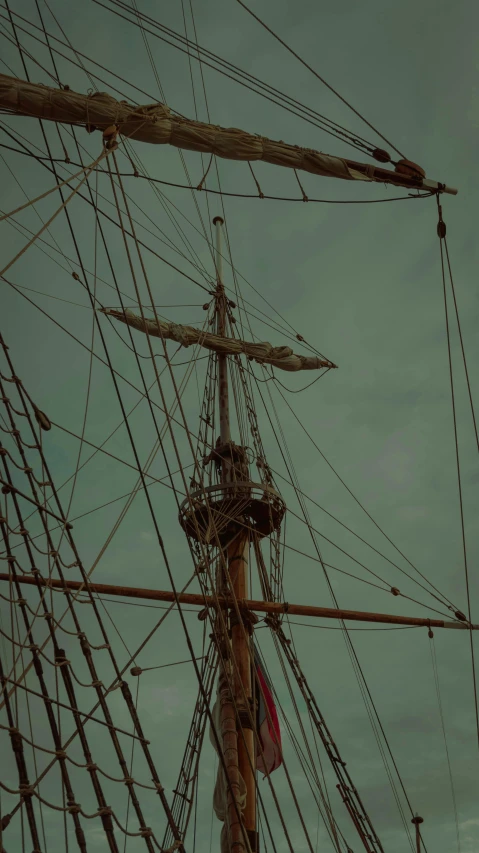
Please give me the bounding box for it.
[255,655,282,775]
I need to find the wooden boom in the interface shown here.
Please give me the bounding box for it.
[0,574,474,630]
[0,73,457,195]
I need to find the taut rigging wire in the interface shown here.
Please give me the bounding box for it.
[4,118,346,355]
[269,464,460,611]
[271,379,461,613]
[428,636,461,852]
[0,19,59,85]
[0,121,214,293]
[92,0,380,157]
[124,1,215,268]
[234,0,407,160]
[1,127,429,369]
[0,9,159,105]
[250,367,417,849]
[0,135,214,289]
[436,199,479,749]
[2,277,210,445]
[443,234,479,455]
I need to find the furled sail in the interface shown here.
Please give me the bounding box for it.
[0,74,456,194]
[101,307,336,372]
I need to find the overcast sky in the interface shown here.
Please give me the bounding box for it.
[1,1,478,852]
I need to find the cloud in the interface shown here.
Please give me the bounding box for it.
[140,530,153,541]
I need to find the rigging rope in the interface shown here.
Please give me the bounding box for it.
[234,0,406,160]
[0,159,104,222]
[0,148,111,279]
[428,635,461,852]
[436,198,479,749]
[269,464,459,610]
[271,380,460,613]
[251,369,417,849]
[93,0,384,158]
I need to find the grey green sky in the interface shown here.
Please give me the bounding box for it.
[1,1,478,852]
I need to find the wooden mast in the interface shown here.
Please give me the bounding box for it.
[214,216,256,852]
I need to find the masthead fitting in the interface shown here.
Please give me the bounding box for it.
[212,216,224,225]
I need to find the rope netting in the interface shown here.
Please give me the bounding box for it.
[0,336,184,852]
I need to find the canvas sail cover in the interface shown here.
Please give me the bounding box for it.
[0,73,371,184]
[101,308,334,372]
[0,74,457,195]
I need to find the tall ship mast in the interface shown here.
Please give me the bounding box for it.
[0,3,476,853]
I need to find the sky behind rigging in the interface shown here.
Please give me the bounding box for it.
[1,0,479,851]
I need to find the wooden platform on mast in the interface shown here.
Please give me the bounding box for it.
[178,481,286,544]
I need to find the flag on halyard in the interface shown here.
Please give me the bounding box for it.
[255,652,282,775]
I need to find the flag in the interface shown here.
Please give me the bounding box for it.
[255,652,282,775]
